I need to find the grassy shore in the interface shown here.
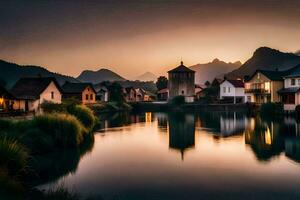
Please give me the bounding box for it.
[0,102,98,199]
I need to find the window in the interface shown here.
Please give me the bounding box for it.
[181,90,184,95]
[228,87,231,93]
[291,79,296,86]
[223,87,226,93]
[86,94,89,100]
[257,73,260,79]
[298,79,300,85]
[90,94,93,100]
[51,92,54,99]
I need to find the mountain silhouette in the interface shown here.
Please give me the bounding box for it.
[227,47,300,79]
[134,72,157,82]
[189,59,241,84]
[77,68,126,84]
[0,59,79,88]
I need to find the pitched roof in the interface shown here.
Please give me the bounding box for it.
[62,82,96,94]
[168,61,195,73]
[283,64,300,78]
[224,80,244,88]
[277,87,300,94]
[10,77,61,100]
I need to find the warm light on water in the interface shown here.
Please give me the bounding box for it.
[38,112,300,199]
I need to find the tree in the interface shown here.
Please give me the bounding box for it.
[156,76,168,91]
[107,82,124,103]
[204,81,210,87]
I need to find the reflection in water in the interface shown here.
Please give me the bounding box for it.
[37,111,300,199]
[168,113,195,160]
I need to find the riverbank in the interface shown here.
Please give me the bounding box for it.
[131,102,257,113]
[0,103,97,199]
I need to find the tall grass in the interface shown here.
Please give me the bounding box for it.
[68,105,96,132]
[33,113,84,148]
[0,137,29,175]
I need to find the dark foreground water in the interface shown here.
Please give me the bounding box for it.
[38,112,300,200]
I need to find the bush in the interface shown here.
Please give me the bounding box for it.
[67,105,96,132]
[33,114,85,147]
[41,102,66,114]
[0,137,29,175]
[170,95,185,105]
[260,102,283,116]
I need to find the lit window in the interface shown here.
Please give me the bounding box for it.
[291,79,296,86]
[265,82,270,91]
[51,92,54,99]
[257,73,260,79]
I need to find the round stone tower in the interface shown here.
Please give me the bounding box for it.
[168,61,195,102]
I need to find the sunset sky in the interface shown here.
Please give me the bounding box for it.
[1,0,300,79]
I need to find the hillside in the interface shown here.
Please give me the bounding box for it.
[189,59,241,84]
[77,68,126,84]
[227,47,300,79]
[134,72,157,82]
[0,59,79,88]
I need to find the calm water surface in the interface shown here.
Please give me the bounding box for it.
[38,112,300,199]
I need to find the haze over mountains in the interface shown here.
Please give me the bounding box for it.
[189,59,241,84]
[227,47,300,79]
[134,72,157,82]
[0,60,79,88]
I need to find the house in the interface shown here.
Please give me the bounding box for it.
[135,88,144,101]
[94,84,109,102]
[143,90,156,101]
[278,64,300,111]
[0,86,15,112]
[157,88,169,101]
[244,70,284,103]
[220,79,249,103]
[10,77,62,112]
[168,61,195,102]
[124,87,136,102]
[62,82,96,104]
[195,85,204,100]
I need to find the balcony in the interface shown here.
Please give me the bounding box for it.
[245,88,270,94]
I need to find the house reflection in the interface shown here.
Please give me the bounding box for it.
[168,113,195,160]
[156,113,168,133]
[245,117,285,161]
[219,112,251,136]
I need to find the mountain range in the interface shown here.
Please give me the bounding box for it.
[189,59,241,84]
[227,47,300,79]
[0,60,79,88]
[134,72,157,82]
[77,68,126,84]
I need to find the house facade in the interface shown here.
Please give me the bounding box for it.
[278,65,300,111]
[94,85,109,102]
[220,80,250,103]
[168,61,195,102]
[62,82,96,104]
[244,70,283,103]
[10,77,62,112]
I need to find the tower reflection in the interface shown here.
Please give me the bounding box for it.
[168,113,195,160]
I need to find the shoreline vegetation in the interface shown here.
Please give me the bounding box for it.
[0,101,99,200]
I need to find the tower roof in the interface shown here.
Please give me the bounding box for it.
[168,61,195,73]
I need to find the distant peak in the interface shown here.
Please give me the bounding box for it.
[212,58,220,63]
